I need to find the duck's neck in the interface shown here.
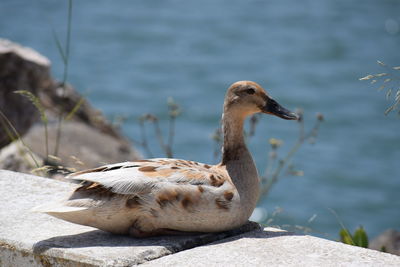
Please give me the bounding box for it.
[221,110,247,165]
[220,109,260,216]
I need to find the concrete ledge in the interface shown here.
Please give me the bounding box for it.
[0,170,259,266]
[1,170,399,266]
[143,227,400,266]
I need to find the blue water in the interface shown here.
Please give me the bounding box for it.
[2,0,400,240]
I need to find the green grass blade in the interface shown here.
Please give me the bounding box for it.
[14,91,47,123]
[339,229,355,245]
[0,109,40,168]
[353,226,369,248]
[65,0,72,64]
[54,0,74,156]
[65,97,84,121]
[328,208,356,246]
[52,29,67,65]
[14,90,49,159]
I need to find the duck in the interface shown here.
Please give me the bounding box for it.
[33,81,298,237]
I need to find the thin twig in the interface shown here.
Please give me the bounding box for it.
[264,147,278,181]
[139,119,153,158]
[152,119,169,157]
[0,109,40,168]
[54,0,73,156]
[166,115,175,158]
[260,114,323,196]
[13,90,49,160]
[212,128,223,163]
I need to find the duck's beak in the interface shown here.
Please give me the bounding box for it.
[261,98,299,120]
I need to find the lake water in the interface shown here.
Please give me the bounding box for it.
[1,0,399,240]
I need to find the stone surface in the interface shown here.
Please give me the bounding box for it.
[0,170,260,266]
[143,227,400,267]
[370,229,400,256]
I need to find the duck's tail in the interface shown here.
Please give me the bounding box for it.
[31,203,87,214]
[31,201,132,235]
[31,202,92,227]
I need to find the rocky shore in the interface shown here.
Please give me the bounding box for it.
[0,39,140,176]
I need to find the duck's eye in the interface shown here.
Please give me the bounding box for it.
[246,88,255,95]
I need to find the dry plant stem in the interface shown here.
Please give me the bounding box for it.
[139,120,154,158]
[54,0,73,156]
[136,99,179,158]
[211,113,322,194]
[138,117,172,158]
[212,128,223,163]
[166,115,175,158]
[377,61,400,81]
[261,142,301,196]
[264,148,277,181]
[1,122,14,144]
[44,124,49,160]
[54,116,63,156]
[0,109,40,168]
[152,119,171,158]
[213,143,221,163]
[261,117,322,196]
[65,97,85,121]
[361,61,400,115]
[14,90,49,161]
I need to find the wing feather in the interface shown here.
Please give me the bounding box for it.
[67,158,226,195]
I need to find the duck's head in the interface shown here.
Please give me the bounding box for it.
[224,81,299,120]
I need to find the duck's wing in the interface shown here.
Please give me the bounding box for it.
[67,158,228,195]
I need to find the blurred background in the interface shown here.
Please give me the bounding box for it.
[1,0,399,240]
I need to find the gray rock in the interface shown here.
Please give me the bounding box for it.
[25,121,139,171]
[0,39,51,148]
[0,140,43,174]
[0,121,140,175]
[39,80,129,143]
[0,170,260,266]
[370,229,400,256]
[0,39,140,175]
[0,38,129,149]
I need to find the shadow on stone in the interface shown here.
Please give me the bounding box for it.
[33,221,264,254]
